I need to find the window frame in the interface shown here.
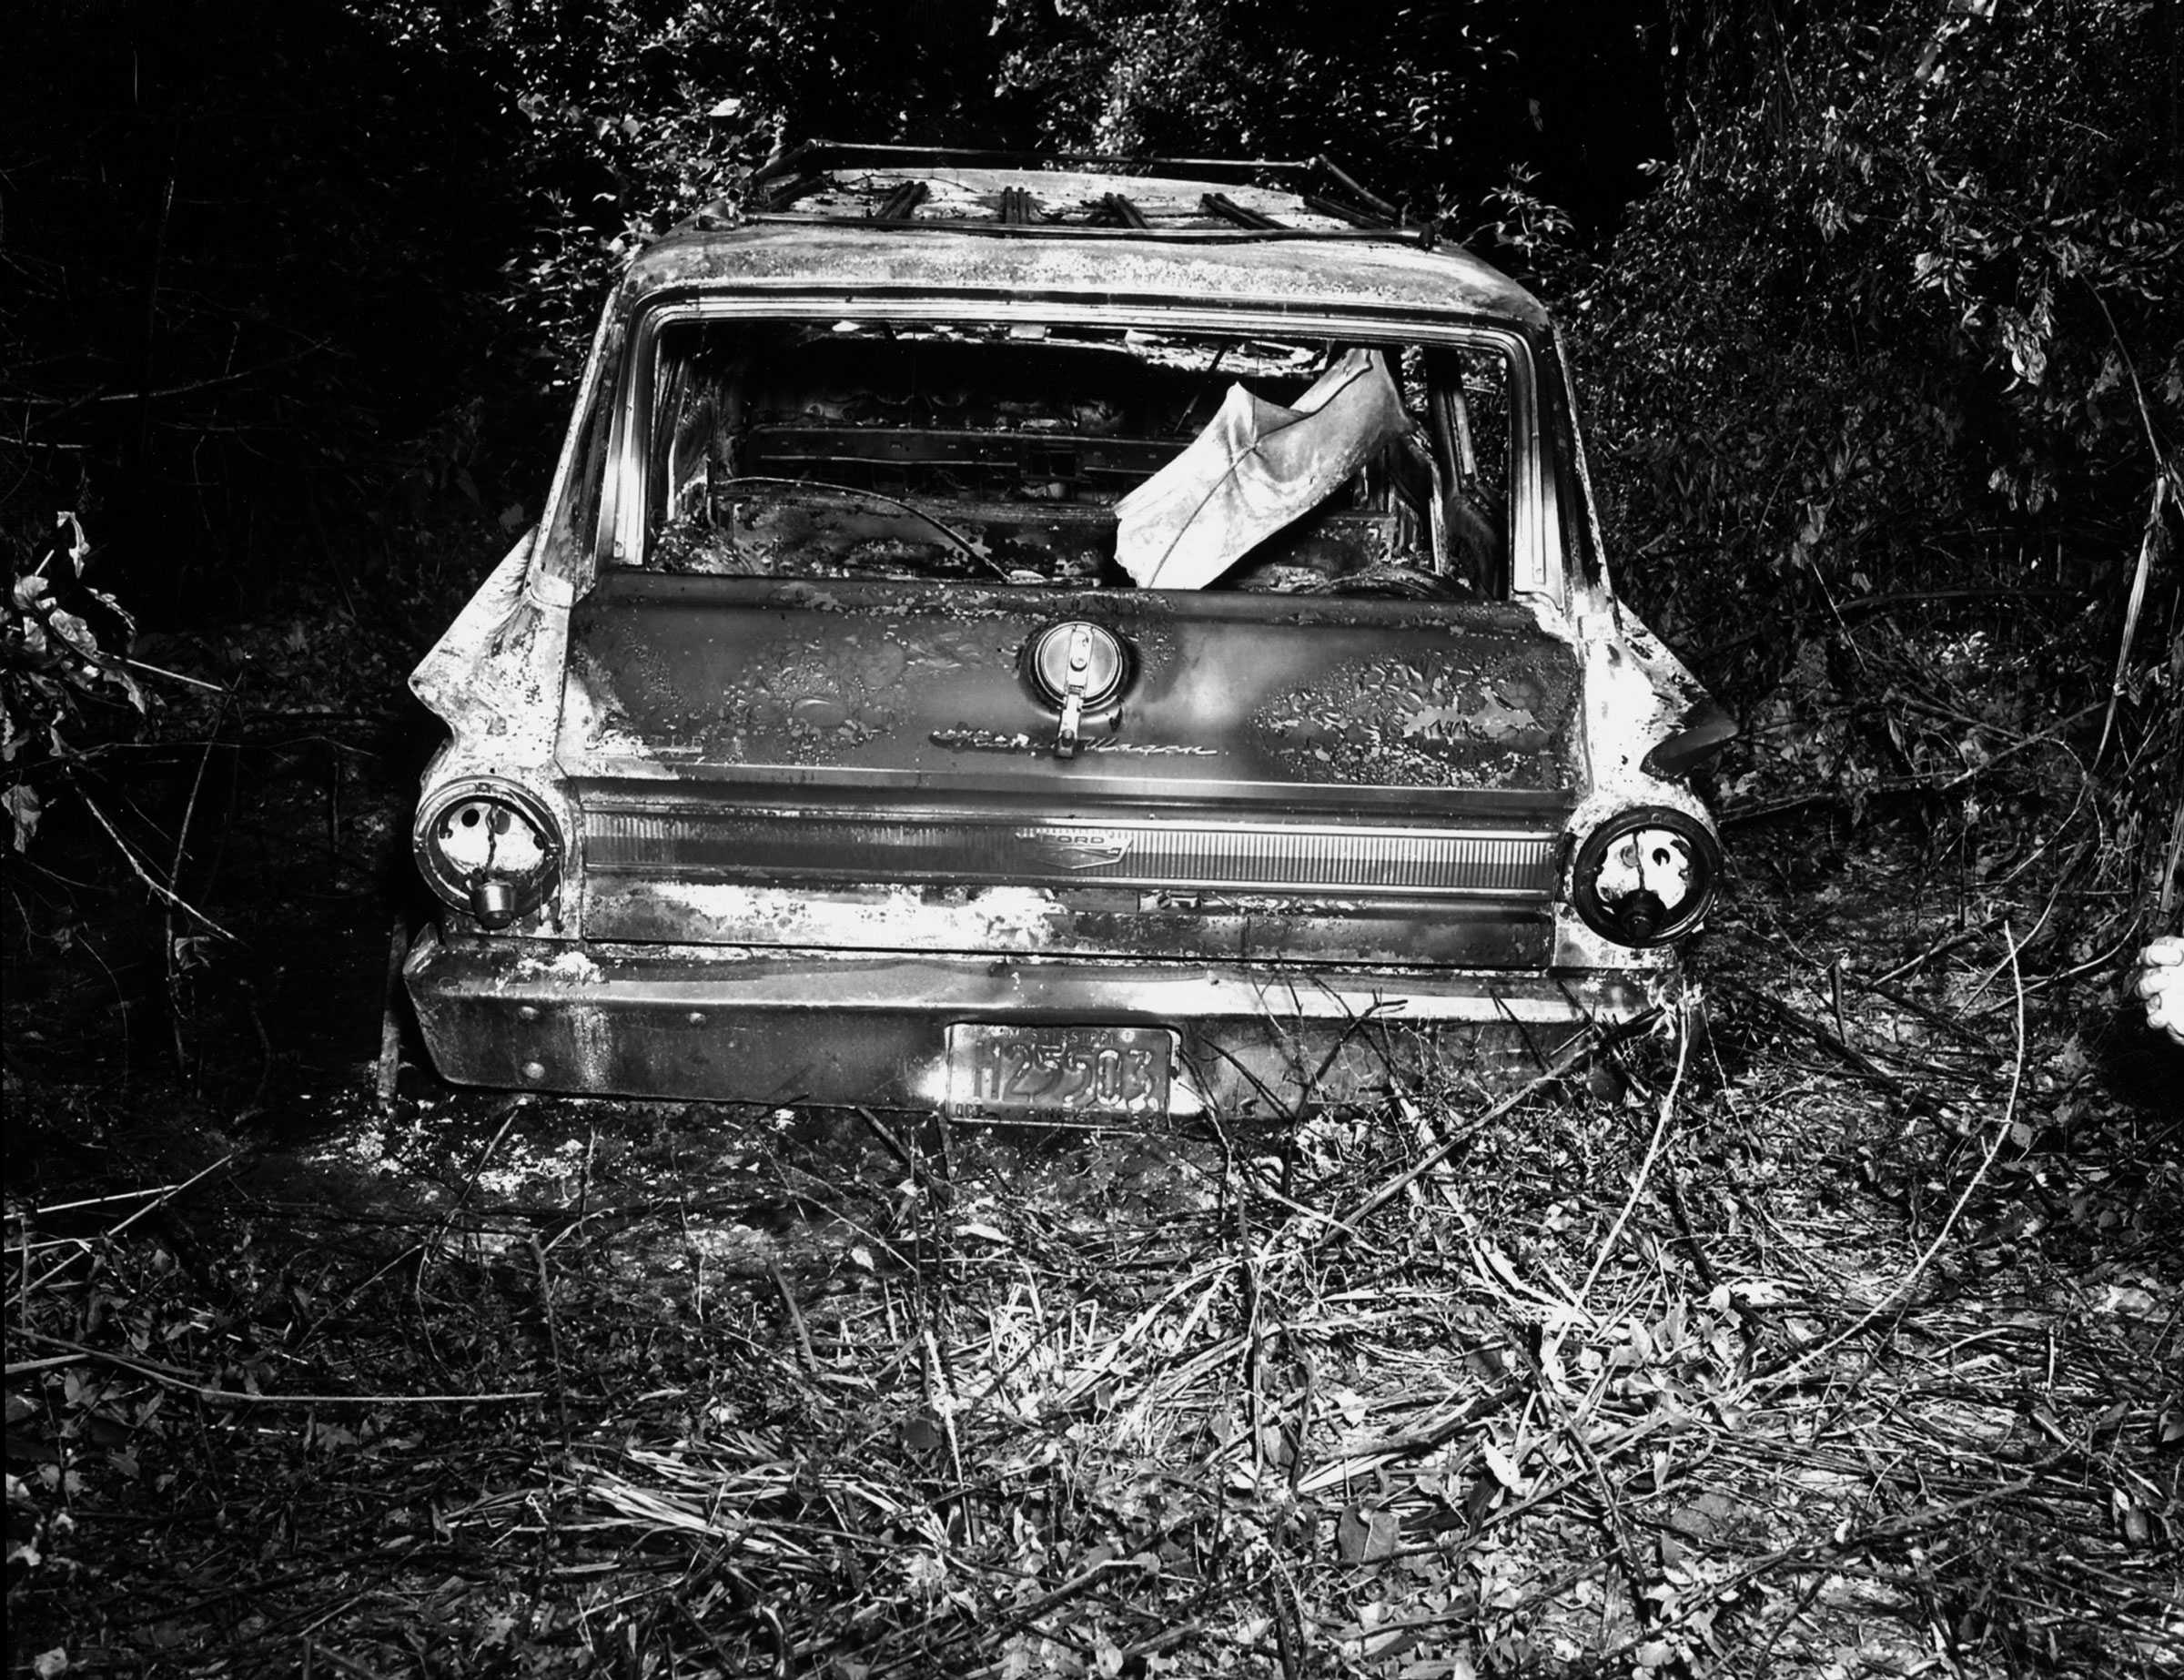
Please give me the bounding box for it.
[592,294,1562,608]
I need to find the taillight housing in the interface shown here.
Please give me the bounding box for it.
[415,778,564,929]
[1570,806,1720,948]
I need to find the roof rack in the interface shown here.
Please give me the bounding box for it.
[743,139,1406,234]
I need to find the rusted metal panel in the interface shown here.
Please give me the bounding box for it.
[560,575,1582,799]
[557,570,1580,968]
[620,225,1552,334]
[577,880,1550,967]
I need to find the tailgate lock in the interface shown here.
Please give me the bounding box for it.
[1023,621,1131,758]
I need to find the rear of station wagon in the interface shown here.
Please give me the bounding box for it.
[402,144,1732,1118]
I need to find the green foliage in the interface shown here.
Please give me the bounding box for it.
[995,0,1670,240]
[343,0,1030,378]
[1576,0,2184,688]
[1,0,539,613]
[998,0,1515,213]
[2,515,144,853]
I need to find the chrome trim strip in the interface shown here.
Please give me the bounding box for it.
[583,806,1558,898]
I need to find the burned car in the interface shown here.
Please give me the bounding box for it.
[403,143,1734,1118]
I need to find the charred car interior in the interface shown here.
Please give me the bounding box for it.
[402,143,1733,1119]
[633,318,1513,598]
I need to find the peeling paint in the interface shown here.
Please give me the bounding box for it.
[1541,578,1722,972]
[407,529,581,944]
[569,600,1016,766]
[618,880,1068,951]
[580,876,1548,968]
[1565,628,1714,832]
[621,225,1552,334]
[564,574,1586,795]
[541,948,605,984]
[410,531,565,755]
[559,670,679,777]
[1252,645,1576,789]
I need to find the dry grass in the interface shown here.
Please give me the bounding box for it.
[7,869,2181,1679]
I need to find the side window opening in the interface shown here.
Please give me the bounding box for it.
[636,319,1515,597]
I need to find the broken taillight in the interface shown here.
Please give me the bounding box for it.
[1570,806,1720,947]
[414,778,564,929]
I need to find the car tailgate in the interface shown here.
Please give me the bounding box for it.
[559,573,1580,966]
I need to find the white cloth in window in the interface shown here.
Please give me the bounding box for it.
[1115,349,1411,590]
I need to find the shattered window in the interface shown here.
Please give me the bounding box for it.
[633,319,1514,596]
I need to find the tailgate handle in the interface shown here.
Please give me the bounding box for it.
[1056,623,1095,758]
[1024,621,1129,760]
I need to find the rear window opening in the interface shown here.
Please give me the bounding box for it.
[628,318,1515,596]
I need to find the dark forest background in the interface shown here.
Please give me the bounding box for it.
[4,0,2181,946]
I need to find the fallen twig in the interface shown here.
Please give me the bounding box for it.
[1324,1017,1653,1239]
[11,1329,544,1406]
[1751,926,2030,1394]
[71,780,239,941]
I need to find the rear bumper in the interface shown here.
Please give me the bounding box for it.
[404,928,1663,1112]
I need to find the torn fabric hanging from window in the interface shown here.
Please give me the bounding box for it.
[1114,349,1412,590]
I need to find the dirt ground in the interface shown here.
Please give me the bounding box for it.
[5,618,2181,1679]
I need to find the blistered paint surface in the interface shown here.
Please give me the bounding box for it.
[558,672,677,779]
[1251,643,1575,790]
[398,177,1749,1113]
[563,573,1578,802]
[612,882,1065,950]
[579,878,1548,967]
[410,534,563,755]
[570,605,1009,768]
[1545,580,1722,972]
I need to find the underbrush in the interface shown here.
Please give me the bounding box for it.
[5,521,2181,1677]
[7,878,2180,1678]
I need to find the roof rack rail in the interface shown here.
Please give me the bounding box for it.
[870,179,930,221]
[747,139,1404,228]
[1200,191,1285,231]
[1088,192,1150,230]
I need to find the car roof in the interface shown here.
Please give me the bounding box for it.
[625,142,1552,333]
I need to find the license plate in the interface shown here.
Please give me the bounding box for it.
[945,1025,1173,1121]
